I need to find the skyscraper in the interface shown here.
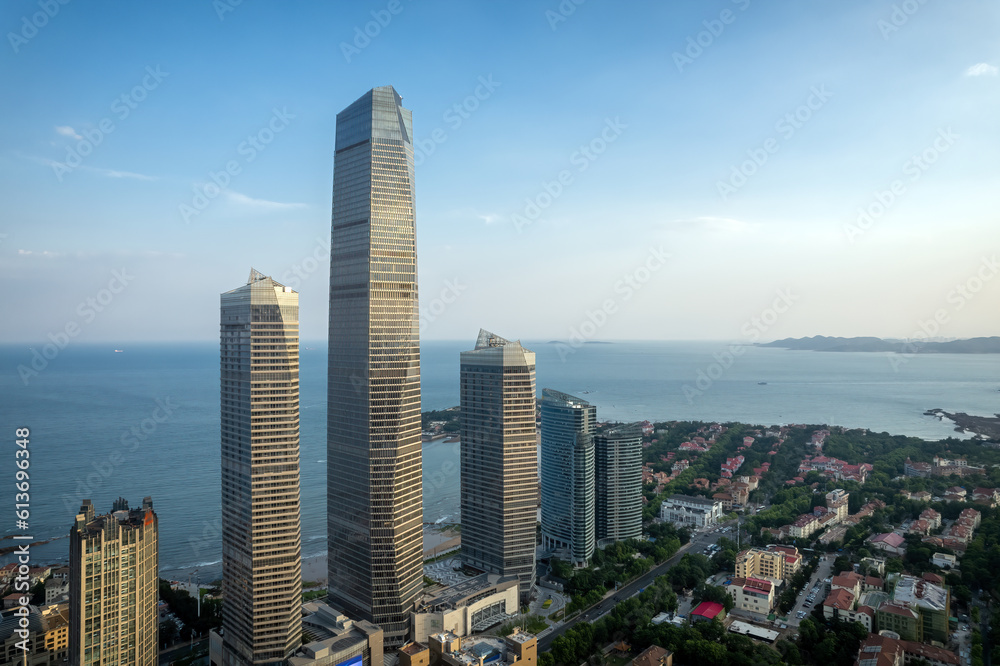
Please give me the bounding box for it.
[218,270,302,664]
[540,389,596,565]
[327,86,422,647]
[460,329,538,600]
[595,425,643,545]
[69,497,158,666]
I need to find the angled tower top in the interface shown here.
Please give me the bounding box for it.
[475,329,513,349]
[247,267,266,284]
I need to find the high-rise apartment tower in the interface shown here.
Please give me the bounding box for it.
[540,389,596,565]
[218,270,303,664]
[460,329,538,600]
[69,497,158,666]
[595,425,643,546]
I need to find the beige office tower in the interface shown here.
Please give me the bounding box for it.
[327,86,422,647]
[69,497,158,666]
[218,270,302,664]
[460,330,538,601]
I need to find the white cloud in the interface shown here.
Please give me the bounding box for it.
[55,125,82,140]
[20,153,156,181]
[18,249,61,257]
[964,63,998,77]
[224,190,307,211]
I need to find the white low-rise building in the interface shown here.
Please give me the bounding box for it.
[411,574,519,643]
[659,494,723,528]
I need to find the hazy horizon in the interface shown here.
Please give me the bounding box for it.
[3,2,998,346]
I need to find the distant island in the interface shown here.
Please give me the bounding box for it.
[760,335,1000,353]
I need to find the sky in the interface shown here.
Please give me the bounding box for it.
[1,0,998,345]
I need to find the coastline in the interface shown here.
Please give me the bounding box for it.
[297,524,461,589]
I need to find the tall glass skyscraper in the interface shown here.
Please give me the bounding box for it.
[327,86,422,647]
[218,270,302,664]
[540,389,596,565]
[460,329,538,600]
[595,425,643,546]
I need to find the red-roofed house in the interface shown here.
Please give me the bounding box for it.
[867,532,905,555]
[691,601,725,623]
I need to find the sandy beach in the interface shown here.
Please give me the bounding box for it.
[299,525,461,588]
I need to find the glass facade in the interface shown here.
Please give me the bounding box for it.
[327,86,422,648]
[540,389,596,565]
[460,329,538,600]
[220,270,303,664]
[595,426,643,545]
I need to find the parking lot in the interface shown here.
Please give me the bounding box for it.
[786,554,835,628]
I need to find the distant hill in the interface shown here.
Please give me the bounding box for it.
[759,335,1000,353]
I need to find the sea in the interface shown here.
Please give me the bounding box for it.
[1,340,998,582]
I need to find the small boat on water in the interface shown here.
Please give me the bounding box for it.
[757,381,767,385]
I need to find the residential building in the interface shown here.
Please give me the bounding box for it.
[540,389,597,564]
[69,498,158,666]
[0,602,69,666]
[327,85,422,647]
[734,545,801,581]
[216,271,303,664]
[595,425,643,545]
[887,574,950,644]
[854,633,960,666]
[821,589,874,632]
[867,532,905,555]
[931,553,957,569]
[460,330,538,599]
[726,577,774,615]
[659,495,722,529]
[630,645,673,666]
[826,489,850,522]
[789,513,820,538]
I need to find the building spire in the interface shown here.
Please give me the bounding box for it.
[247,267,266,284]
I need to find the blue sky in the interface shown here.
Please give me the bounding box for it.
[1,0,998,344]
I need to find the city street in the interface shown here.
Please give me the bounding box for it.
[538,519,737,651]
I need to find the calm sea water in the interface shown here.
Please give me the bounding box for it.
[1,340,997,581]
